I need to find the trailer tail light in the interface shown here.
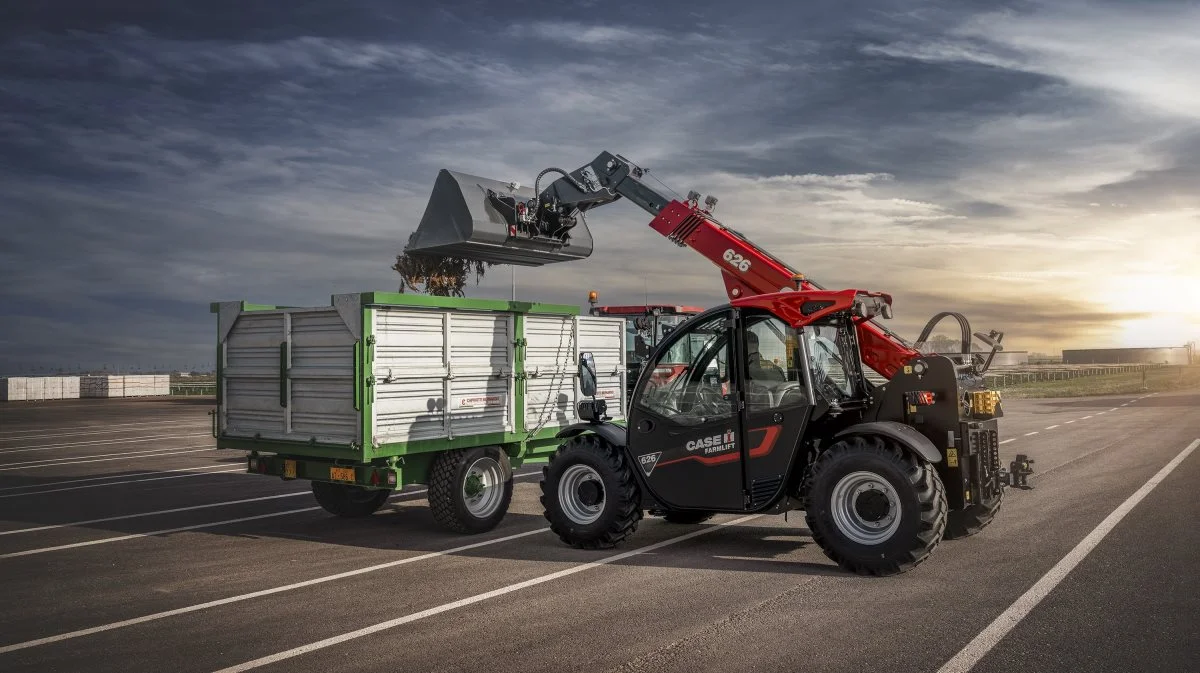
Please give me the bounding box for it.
[369,470,380,486]
[386,472,398,486]
[257,459,269,474]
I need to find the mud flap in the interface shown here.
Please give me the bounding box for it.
[405,169,595,266]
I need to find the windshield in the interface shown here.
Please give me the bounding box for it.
[805,323,857,400]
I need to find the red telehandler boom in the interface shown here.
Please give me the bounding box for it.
[407,151,1010,575]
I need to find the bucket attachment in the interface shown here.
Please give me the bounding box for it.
[405,169,595,266]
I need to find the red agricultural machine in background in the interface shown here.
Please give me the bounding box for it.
[586,293,702,401]
[407,151,1009,575]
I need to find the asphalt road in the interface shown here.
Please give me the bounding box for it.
[0,393,1196,673]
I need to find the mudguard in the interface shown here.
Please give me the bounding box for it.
[555,422,628,449]
[835,421,941,464]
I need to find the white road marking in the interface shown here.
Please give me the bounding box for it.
[1045,425,1059,430]
[0,445,216,469]
[0,471,542,554]
[1064,420,1076,424]
[1121,404,1129,407]
[1000,439,1015,445]
[936,438,1200,673]
[212,514,762,673]
[0,463,236,492]
[1082,416,1093,419]
[0,467,244,499]
[1024,432,1039,437]
[0,447,215,471]
[0,525,547,655]
[0,419,203,438]
[1108,408,1119,412]
[0,492,310,536]
[1096,412,1106,415]
[0,433,210,455]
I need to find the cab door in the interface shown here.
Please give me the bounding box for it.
[739,313,814,509]
[626,310,745,511]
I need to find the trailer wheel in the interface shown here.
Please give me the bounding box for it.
[540,434,642,549]
[311,481,391,518]
[803,435,947,576]
[944,493,1003,539]
[428,447,514,534]
[651,509,715,525]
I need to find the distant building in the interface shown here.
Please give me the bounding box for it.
[1062,347,1192,365]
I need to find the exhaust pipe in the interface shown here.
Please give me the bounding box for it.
[404,169,595,266]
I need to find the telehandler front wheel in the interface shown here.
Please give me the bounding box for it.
[540,434,642,549]
[428,447,514,534]
[311,481,391,518]
[803,435,947,576]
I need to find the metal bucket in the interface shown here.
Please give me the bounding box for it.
[404,169,595,266]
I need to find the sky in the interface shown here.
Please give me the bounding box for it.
[1,0,1198,374]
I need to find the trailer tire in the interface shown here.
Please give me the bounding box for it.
[652,509,715,525]
[803,435,947,576]
[944,493,1003,539]
[540,434,642,549]
[311,481,391,518]
[428,447,514,535]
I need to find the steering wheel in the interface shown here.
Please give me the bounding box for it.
[694,385,726,415]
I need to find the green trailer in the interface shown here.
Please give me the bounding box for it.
[210,292,626,533]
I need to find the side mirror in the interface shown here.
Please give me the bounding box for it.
[578,352,598,397]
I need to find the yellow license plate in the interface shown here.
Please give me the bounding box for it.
[283,460,297,479]
[329,467,356,482]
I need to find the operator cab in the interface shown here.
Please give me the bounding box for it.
[621,302,871,513]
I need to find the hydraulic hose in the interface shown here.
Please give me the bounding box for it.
[914,311,973,358]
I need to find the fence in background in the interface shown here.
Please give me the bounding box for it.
[171,382,217,396]
[984,364,1163,389]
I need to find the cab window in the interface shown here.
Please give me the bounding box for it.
[742,315,809,413]
[635,313,732,425]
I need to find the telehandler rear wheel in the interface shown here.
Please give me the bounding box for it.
[803,435,947,576]
[540,434,642,549]
[944,493,1002,539]
[311,481,391,518]
[428,447,514,534]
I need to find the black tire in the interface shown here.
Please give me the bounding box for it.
[944,492,1003,539]
[803,435,947,576]
[653,509,715,525]
[311,481,391,518]
[428,447,514,534]
[540,434,642,549]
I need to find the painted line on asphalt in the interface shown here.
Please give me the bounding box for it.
[1082,415,1093,419]
[1000,439,1015,445]
[1024,432,1039,437]
[0,467,244,498]
[1096,411,1106,415]
[0,492,311,536]
[0,433,210,455]
[0,471,542,555]
[0,444,216,468]
[0,463,236,492]
[0,525,548,655]
[212,514,762,673]
[1108,407,1119,412]
[936,438,1200,673]
[1064,420,1076,424]
[1045,425,1059,430]
[0,419,203,438]
[0,447,215,472]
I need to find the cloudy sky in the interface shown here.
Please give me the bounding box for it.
[1,0,1198,373]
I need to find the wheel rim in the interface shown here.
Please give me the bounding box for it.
[558,464,605,525]
[462,457,505,519]
[829,471,902,545]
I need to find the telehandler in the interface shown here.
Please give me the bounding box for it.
[407,152,1007,575]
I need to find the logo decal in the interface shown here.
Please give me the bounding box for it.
[685,429,736,455]
[639,452,662,476]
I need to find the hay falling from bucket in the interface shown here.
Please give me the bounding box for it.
[393,244,492,297]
